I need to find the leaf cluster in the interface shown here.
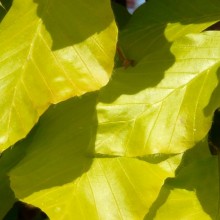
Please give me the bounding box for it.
[1,0,220,219]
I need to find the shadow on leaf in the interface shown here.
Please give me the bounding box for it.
[5,92,98,207]
[34,0,114,50]
[204,68,220,116]
[144,140,218,219]
[0,137,26,219]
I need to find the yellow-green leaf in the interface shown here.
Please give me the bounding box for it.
[149,142,218,220]
[0,0,117,152]
[95,32,220,156]
[120,0,220,62]
[8,93,181,219]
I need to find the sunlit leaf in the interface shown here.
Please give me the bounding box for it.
[94,32,220,156]
[154,188,212,220]
[0,0,117,152]
[3,0,220,219]
[8,93,181,219]
[149,142,218,220]
[119,0,220,62]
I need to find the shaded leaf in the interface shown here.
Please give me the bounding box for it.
[0,0,12,22]
[111,2,131,30]
[111,0,127,7]
[119,0,220,62]
[4,1,220,219]
[0,0,13,11]
[3,201,49,220]
[94,32,220,156]
[147,142,218,219]
[0,142,26,219]
[154,188,212,220]
[8,93,181,219]
[0,0,117,152]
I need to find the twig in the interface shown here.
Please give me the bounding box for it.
[116,44,135,68]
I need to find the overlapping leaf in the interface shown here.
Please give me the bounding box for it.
[3,0,220,219]
[8,32,220,219]
[95,32,220,156]
[0,142,26,219]
[0,0,9,22]
[0,0,117,152]
[8,93,181,220]
[119,0,220,62]
[148,142,219,220]
[111,2,131,30]
[153,188,212,220]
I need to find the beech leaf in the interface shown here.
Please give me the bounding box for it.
[0,0,117,152]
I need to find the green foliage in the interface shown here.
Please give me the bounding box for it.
[7,93,181,219]
[1,0,220,219]
[0,0,117,152]
[119,0,220,62]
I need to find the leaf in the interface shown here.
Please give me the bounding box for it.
[111,2,131,30]
[8,93,181,219]
[153,188,212,220]
[95,32,220,156]
[0,176,15,219]
[0,0,117,152]
[0,0,12,11]
[146,142,218,219]
[4,1,220,219]
[0,0,11,22]
[0,143,26,219]
[119,0,220,62]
